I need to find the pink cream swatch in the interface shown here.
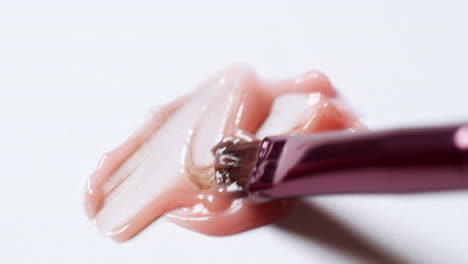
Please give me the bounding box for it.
[84,67,362,242]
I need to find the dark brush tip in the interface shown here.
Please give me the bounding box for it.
[212,138,261,190]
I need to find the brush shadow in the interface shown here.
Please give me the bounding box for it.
[275,199,410,264]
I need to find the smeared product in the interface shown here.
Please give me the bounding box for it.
[84,66,362,242]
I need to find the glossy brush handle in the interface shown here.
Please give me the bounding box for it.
[249,124,468,200]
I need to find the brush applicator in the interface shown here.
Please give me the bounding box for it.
[214,124,468,201]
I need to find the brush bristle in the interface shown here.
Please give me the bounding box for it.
[211,138,261,190]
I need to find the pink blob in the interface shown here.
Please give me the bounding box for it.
[455,126,468,150]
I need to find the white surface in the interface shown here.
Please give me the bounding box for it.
[1,0,468,263]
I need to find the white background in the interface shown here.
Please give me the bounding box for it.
[1,0,468,263]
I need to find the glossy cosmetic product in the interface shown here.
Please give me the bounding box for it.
[84,66,362,242]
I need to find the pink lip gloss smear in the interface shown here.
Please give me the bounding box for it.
[84,66,362,242]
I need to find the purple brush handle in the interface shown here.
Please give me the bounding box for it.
[249,124,468,200]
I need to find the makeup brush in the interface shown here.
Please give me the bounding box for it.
[213,124,468,202]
